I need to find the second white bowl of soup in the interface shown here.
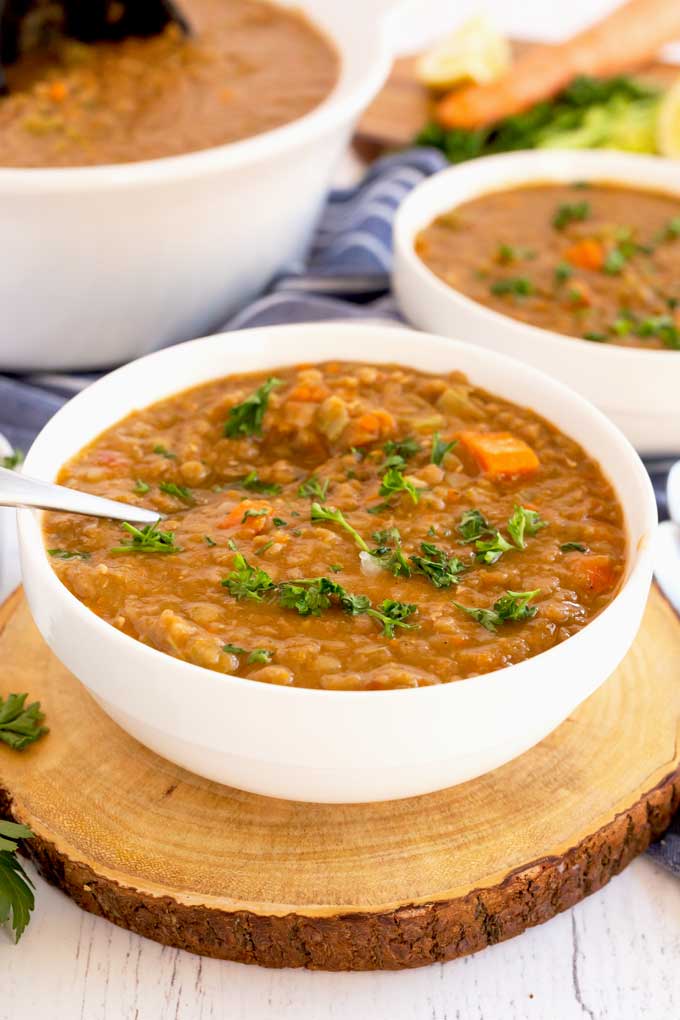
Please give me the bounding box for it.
[393,150,680,455]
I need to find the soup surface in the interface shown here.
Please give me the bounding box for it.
[0,0,338,167]
[45,361,626,690]
[416,182,680,351]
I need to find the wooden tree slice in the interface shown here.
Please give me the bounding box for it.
[1,587,679,970]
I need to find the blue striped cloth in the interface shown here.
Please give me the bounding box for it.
[1,147,678,873]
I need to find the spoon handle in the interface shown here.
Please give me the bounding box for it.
[0,467,160,524]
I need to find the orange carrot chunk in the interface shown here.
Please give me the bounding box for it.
[350,409,397,445]
[568,554,618,594]
[218,499,273,534]
[564,239,605,271]
[459,431,540,477]
[288,383,330,403]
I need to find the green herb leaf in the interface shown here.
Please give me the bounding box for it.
[552,201,590,230]
[240,471,282,496]
[454,589,541,632]
[561,541,588,553]
[159,481,194,505]
[382,436,421,471]
[490,277,534,297]
[221,553,275,602]
[298,475,329,502]
[133,479,150,495]
[379,466,419,504]
[222,643,248,655]
[272,517,287,528]
[0,693,48,752]
[410,542,466,588]
[496,244,535,264]
[583,331,608,343]
[475,531,514,564]
[372,527,402,545]
[153,444,176,459]
[204,535,217,547]
[310,503,369,552]
[248,649,272,665]
[657,217,680,242]
[278,577,341,616]
[603,246,628,275]
[224,378,281,438]
[554,262,574,285]
[366,599,418,639]
[47,548,91,561]
[1,450,23,471]
[111,522,181,555]
[370,535,412,578]
[431,433,457,466]
[241,507,270,524]
[457,508,493,543]
[329,564,343,573]
[0,820,35,942]
[507,505,548,549]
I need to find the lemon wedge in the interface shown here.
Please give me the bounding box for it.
[416,16,511,92]
[657,75,680,157]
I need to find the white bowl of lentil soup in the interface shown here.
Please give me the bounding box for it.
[17,323,656,803]
[0,0,400,372]
[393,149,680,455]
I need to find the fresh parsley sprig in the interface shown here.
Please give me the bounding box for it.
[552,201,590,230]
[455,589,541,632]
[298,475,329,502]
[409,542,466,589]
[379,466,419,504]
[507,505,548,549]
[111,522,181,555]
[221,553,276,602]
[431,433,457,467]
[382,436,420,471]
[0,693,48,751]
[224,378,281,438]
[0,820,35,942]
[277,577,417,638]
[241,471,282,496]
[222,643,273,665]
[310,503,369,552]
[159,482,194,505]
[457,509,494,543]
[47,548,91,561]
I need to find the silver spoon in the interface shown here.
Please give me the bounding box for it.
[0,466,160,524]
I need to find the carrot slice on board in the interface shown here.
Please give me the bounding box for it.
[459,431,540,477]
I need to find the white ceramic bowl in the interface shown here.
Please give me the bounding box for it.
[0,0,427,372]
[18,323,656,803]
[393,149,680,456]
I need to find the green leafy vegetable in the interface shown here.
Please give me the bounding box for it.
[431,433,457,467]
[496,244,536,264]
[379,466,419,504]
[1,450,23,471]
[111,522,181,555]
[277,577,417,638]
[272,517,287,528]
[561,541,588,553]
[367,599,418,639]
[507,505,548,549]
[657,217,680,242]
[554,261,574,284]
[298,475,329,502]
[153,444,176,459]
[310,503,369,551]
[457,509,493,543]
[0,693,48,751]
[383,436,421,471]
[603,246,628,275]
[47,548,90,561]
[204,535,217,547]
[553,201,590,230]
[240,471,282,496]
[222,643,248,655]
[475,531,514,565]
[159,482,194,505]
[583,331,608,343]
[221,553,275,602]
[241,507,270,524]
[224,377,281,438]
[490,276,534,297]
[409,542,466,588]
[370,530,412,578]
[223,643,273,665]
[454,589,541,633]
[0,820,35,942]
[133,479,150,495]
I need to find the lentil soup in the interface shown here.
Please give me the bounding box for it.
[0,0,339,167]
[44,361,626,691]
[415,182,680,351]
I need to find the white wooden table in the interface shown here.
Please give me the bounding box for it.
[3,1,680,1016]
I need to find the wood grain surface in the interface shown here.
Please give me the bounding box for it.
[1,586,679,971]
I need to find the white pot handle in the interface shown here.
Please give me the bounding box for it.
[382,0,461,57]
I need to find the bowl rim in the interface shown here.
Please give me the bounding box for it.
[393,148,680,367]
[0,5,390,192]
[18,321,657,702]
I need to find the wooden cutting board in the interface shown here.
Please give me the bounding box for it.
[355,44,680,157]
[1,585,680,971]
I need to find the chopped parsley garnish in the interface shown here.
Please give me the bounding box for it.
[561,541,588,553]
[431,432,457,467]
[240,471,282,496]
[221,553,276,602]
[409,542,466,589]
[552,201,590,230]
[0,817,35,942]
[507,505,548,549]
[583,331,608,343]
[277,578,417,639]
[298,475,329,502]
[603,247,627,275]
[0,692,48,752]
[257,541,274,555]
[379,466,419,504]
[657,217,680,242]
[496,244,535,264]
[47,548,91,561]
[554,262,573,284]
[372,527,402,545]
[111,522,181,555]
[369,598,418,639]
[310,503,369,552]
[153,444,176,459]
[224,377,281,439]
[241,507,270,524]
[273,517,287,528]
[474,531,514,565]
[383,435,420,470]
[367,501,395,515]
[223,643,273,665]
[454,589,541,632]
[636,315,680,350]
[490,277,534,297]
[159,481,194,505]
[370,530,412,578]
[1,450,23,470]
[133,479,150,495]
[457,509,493,543]
[204,535,217,547]
[330,564,343,573]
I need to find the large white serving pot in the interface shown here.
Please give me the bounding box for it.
[18,323,656,803]
[393,150,680,455]
[0,0,443,372]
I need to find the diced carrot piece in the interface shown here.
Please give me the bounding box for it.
[568,554,618,594]
[218,499,273,534]
[48,81,68,103]
[350,409,396,445]
[444,488,459,504]
[288,383,330,403]
[459,431,540,477]
[567,281,592,308]
[564,239,604,271]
